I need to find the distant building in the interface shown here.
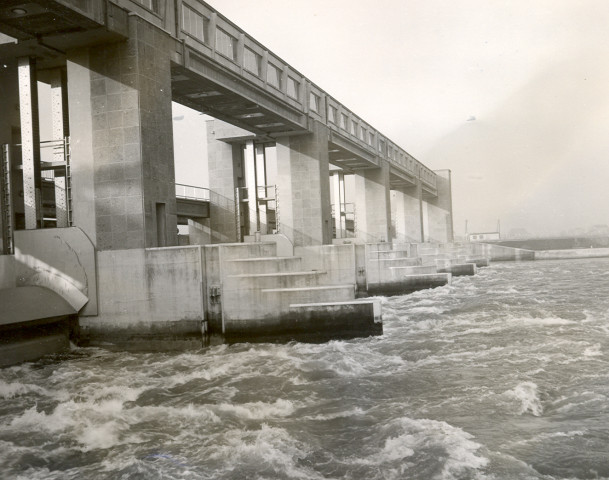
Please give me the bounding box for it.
[468,232,500,242]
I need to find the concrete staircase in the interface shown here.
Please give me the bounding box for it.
[205,242,381,340]
[363,242,452,296]
[418,243,490,276]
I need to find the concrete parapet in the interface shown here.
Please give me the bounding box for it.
[367,273,451,296]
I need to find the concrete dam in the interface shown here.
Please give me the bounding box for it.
[0,0,469,365]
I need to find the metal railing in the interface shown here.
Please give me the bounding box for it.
[234,184,279,241]
[331,202,356,239]
[175,183,211,201]
[0,137,72,243]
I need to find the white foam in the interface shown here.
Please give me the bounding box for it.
[513,317,575,327]
[504,382,543,416]
[356,417,488,479]
[408,306,445,315]
[305,406,365,421]
[207,424,324,480]
[583,343,602,357]
[217,398,295,420]
[0,380,48,399]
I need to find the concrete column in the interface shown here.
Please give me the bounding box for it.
[18,56,41,229]
[393,182,424,243]
[67,49,96,243]
[66,16,178,250]
[243,140,257,235]
[424,169,454,243]
[331,172,342,238]
[50,69,69,227]
[275,120,332,246]
[391,190,406,242]
[353,161,391,243]
[206,123,240,243]
[0,60,20,249]
[255,144,268,234]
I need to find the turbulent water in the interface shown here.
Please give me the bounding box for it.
[1,258,609,480]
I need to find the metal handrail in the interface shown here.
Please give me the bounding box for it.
[175,184,210,201]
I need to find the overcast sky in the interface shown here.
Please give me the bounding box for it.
[176,0,609,237]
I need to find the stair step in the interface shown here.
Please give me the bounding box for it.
[215,242,277,260]
[389,265,437,276]
[224,256,302,274]
[372,257,421,267]
[224,271,326,289]
[367,250,411,259]
[262,285,355,315]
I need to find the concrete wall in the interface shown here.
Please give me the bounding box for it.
[83,246,204,338]
[67,16,177,251]
[13,228,97,315]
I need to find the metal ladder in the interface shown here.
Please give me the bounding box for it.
[64,136,73,226]
[1,144,14,254]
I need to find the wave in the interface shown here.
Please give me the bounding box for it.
[503,382,543,416]
[0,380,51,400]
[216,399,296,420]
[304,406,366,421]
[353,416,489,480]
[205,424,325,480]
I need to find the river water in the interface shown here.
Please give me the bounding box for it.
[1,258,609,479]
